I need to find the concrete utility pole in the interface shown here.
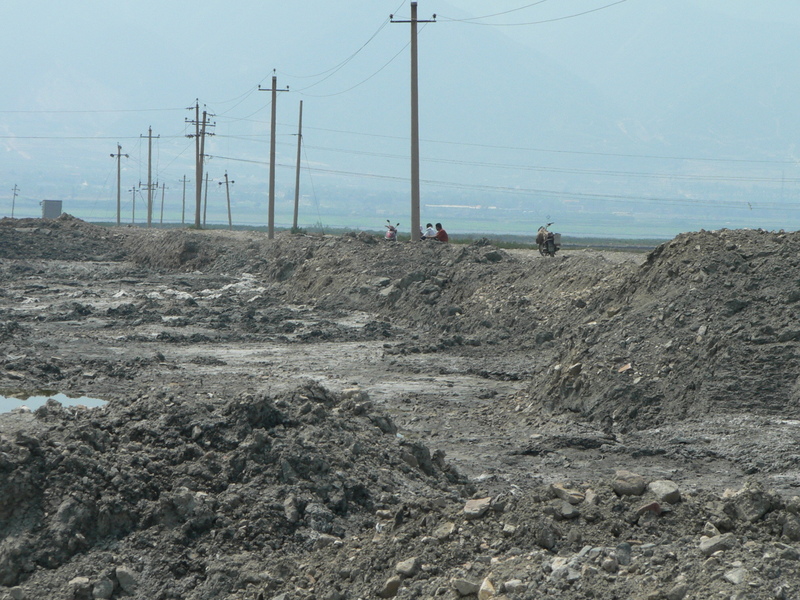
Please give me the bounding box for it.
[219,172,234,230]
[392,2,436,241]
[159,183,168,224]
[293,100,303,231]
[11,184,19,219]
[129,187,137,224]
[186,102,214,228]
[259,73,289,239]
[180,175,189,225]
[140,127,159,228]
[203,172,209,227]
[110,144,128,226]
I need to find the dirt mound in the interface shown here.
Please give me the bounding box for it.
[0,382,468,598]
[523,228,800,430]
[0,215,128,262]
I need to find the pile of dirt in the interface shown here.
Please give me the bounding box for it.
[0,215,128,262]
[520,229,800,430]
[2,383,799,600]
[0,381,469,599]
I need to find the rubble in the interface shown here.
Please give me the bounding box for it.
[1,217,799,599]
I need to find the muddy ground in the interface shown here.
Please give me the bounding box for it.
[0,215,799,600]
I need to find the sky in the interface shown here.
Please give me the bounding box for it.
[2,0,800,239]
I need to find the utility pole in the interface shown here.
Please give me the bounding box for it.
[203,172,209,227]
[259,72,289,239]
[186,102,214,228]
[129,187,137,224]
[392,2,436,241]
[159,183,168,224]
[293,100,303,231]
[110,144,128,226]
[139,127,159,228]
[180,175,189,225]
[10,184,19,218]
[219,172,234,230]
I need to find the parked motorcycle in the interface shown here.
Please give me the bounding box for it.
[536,222,561,257]
[385,220,399,241]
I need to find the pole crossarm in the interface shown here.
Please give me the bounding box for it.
[185,101,216,228]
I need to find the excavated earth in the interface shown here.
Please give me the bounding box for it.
[1,214,799,600]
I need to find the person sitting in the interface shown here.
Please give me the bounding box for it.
[422,223,436,239]
[433,222,449,242]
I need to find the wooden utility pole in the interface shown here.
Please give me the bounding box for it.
[392,3,436,241]
[293,100,303,231]
[259,73,288,239]
[10,184,19,219]
[220,172,234,230]
[110,144,128,226]
[140,127,159,228]
[180,175,189,225]
[186,102,214,228]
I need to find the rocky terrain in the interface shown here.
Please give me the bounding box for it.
[0,215,799,600]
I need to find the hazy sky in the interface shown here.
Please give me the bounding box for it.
[3,1,800,237]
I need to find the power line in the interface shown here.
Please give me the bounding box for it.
[0,107,185,114]
[207,154,799,211]
[439,0,629,26]
[442,1,551,22]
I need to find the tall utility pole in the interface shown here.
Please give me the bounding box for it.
[203,172,209,227]
[392,2,436,241]
[259,73,288,239]
[186,102,214,228]
[140,127,159,228]
[110,144,128,226]
[129,187,137,224]
[180,175,189,225]
[159,183,168,224]
[293,100,303,231]
[220,172,234,230]
[10,184,19,218]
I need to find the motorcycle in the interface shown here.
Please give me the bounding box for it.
[385,220,399,241]
[536,222,561,257]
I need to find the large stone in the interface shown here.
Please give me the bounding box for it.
[377,575,402,598]
[613,470,646,496]
[452,578,480,596]
[115,567,138,594]
[729,483,774,522]
[782,514,800,541]
[395,557,420,577]
[92,577,115,600]
[464,497,492,520]
[648,480,681,504]
[724,567,748,585]
[552,483,585,505]
[68,577,92,600]
[478,576,496,600]
[699,533,737,556]
[433,521,456,540]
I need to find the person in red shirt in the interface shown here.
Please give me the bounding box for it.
[433,223,449,242]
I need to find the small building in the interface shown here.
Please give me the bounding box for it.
[41,200,63,219]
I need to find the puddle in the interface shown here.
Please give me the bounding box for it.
[0,393,107,413]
